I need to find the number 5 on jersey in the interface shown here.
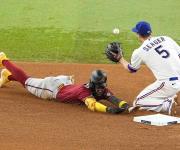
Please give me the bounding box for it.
[154,45,170,58]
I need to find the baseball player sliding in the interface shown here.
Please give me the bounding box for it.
[0,52,129,114]
[105,21,180,115]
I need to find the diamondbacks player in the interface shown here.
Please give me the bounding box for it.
[0,52,129,114]
[114,21,180,115]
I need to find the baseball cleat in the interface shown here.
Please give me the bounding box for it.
[0,52,9,67]
[69,75,74,84]
[173,94,179,105]
[128,106,140,113]
[169,101,177,116]
[0,69,11,87]
[169,102,177,116]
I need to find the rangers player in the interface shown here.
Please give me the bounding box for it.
[0,52,129,114]
[105,21,180,115]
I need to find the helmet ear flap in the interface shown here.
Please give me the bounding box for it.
[88,81,94,89]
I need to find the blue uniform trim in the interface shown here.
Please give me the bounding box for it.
[169,77,178,81]
[128,64,137,73]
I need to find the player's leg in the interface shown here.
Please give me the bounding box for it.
[0,52,74,100]
[132,80,179,115]
[0,52,29,86]
[25,75,74,99]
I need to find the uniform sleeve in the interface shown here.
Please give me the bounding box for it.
[78,94,91,102]
[128,49,143,72]
[78,87,92,101]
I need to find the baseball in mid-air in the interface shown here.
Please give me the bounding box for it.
[112,28,120,35]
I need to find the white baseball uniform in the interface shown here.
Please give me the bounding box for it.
[25,75,74,100]
[128,36,180,114]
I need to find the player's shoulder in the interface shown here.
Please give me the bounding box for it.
[136,41,149,53]
[157,35,173,41]
[132,48,142,57]
[79,84,92,94]
[71,84,91,93]
[138,35,173,49]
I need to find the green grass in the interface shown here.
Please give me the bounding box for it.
[0,28,139,63]
[0,0,180,63]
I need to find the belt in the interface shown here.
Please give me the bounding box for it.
[169,77,178,81]
[58,84,64,90]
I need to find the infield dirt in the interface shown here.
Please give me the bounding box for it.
[0,62,180,150]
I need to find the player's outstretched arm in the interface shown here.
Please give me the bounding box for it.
[107,95,129,111]
[119,57,138,73]
[84,97,125,114]
[119,57,130,71]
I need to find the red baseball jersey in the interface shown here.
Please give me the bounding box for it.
[56,84,113,103]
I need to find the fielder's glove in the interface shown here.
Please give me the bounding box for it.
[105,42,123,63]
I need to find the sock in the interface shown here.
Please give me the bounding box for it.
[8,75,17,81]
[2,60,29,86]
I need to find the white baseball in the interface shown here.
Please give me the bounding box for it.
[112,28,120,35]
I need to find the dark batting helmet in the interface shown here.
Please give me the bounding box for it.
[88,70,107,97]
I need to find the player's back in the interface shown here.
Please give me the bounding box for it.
[138,36,180,80]
[56,84,91,103]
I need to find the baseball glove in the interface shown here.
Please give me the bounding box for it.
[105,42,123,63]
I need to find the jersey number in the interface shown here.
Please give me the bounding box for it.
[154,45,170,58]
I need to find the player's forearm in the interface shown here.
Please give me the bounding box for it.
[108,96,129,109]
[119,57,137,73]
[84,98,124,114]
[119,57,130,71]
[84,98,107,112]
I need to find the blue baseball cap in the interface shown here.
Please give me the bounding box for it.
[132,21,152,36]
